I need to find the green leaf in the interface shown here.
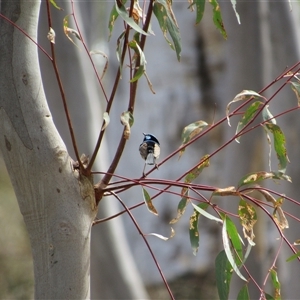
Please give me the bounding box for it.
[184,154,210,182]
[264,123,289,174]
[235,101,264,143]
[191,202,223,223]
[224,215,243,266]
[209,0,227,39]
[222,217,247,281]
[108,4,119,41]
[270,269,280,289]
[215,250,233,300]
[262,107,276,172]
[286,251,300,262]
[142,187,158,215]
[238,171,273,187]
[226,90,265,126]
[272,172,291,182]
[169,188,189,224]
[270,269,281,300]
[153,0,181,61]
[230,0,240,24]
[189,203,209,255]
[114,2,149,36]
[262,105,276,124]
[128,40,147,82]
[63,15,81,47]
[290,81,300,106]
[50,0,63,10]
[265,293,275,300]
[116,31,126,74]
[234,90,264,101]
[237,171,291,188]
[237,284,249,300]
[189,0,206,24]
[179,120,208,157]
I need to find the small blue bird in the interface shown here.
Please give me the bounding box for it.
[139,133,160,176]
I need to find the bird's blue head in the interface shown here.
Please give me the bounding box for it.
[143,133,160,145]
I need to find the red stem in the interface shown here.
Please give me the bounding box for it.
[94,0,155,202]
[45,0,83,168]
[110,191,175,300]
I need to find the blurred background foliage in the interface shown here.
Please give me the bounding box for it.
[0,158,33,299]
[1,0,300,299]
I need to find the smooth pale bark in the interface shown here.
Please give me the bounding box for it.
[0,1,97,298]
[2,0,300,298]
[37,1,149,297]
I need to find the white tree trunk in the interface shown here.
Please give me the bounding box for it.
[37,1,149,297]
[0,1,97,298]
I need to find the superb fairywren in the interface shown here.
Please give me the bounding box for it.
[139,133,160,176]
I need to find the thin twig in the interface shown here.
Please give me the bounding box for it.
[109,191,175,300]
[70,0,109,105]
[45,0,83,168]
[94,0,155,201]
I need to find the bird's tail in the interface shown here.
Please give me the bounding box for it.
[146,153,155,165]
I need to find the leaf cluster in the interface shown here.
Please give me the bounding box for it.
[41,1,300,299]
